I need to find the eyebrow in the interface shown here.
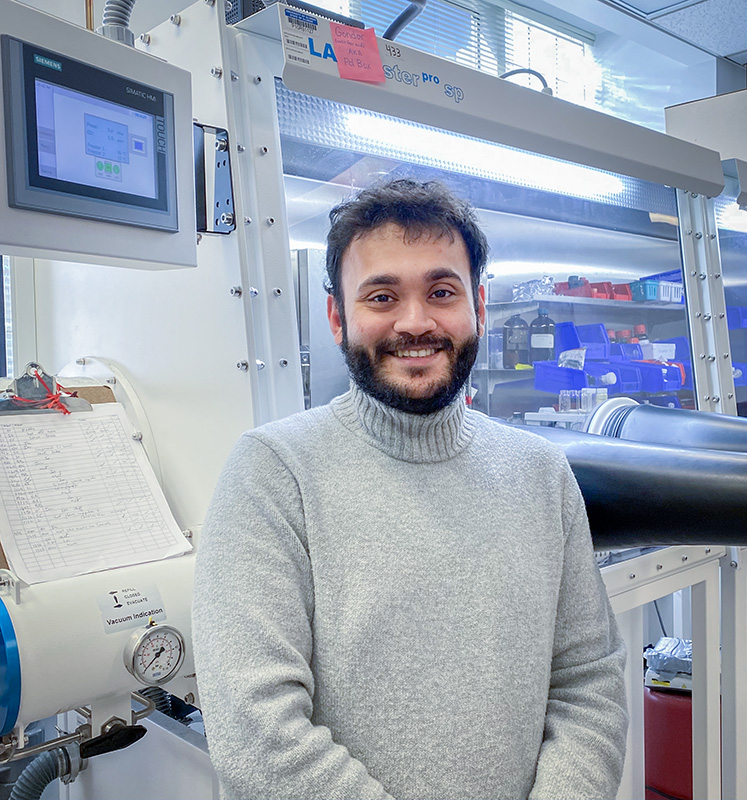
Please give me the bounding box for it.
[357,268,467,293]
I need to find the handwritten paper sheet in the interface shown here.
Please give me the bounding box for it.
[0,404,191,584]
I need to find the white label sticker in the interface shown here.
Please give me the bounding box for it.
[96,584,166,633]
[531,334,554,348]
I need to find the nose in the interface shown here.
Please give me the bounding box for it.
[392,298,437,337]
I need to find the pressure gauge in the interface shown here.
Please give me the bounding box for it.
[124,623,185,687]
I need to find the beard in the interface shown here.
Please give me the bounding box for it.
[341,329,480,415]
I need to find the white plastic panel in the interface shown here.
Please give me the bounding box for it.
[0,0,196,269]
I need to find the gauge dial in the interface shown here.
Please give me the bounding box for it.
[124,624,185,687]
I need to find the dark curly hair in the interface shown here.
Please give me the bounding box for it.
[325,179,488,309]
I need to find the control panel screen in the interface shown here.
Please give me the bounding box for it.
[2,35,178,231]
[35,80,158,200]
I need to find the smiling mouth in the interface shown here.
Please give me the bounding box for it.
[392,348,440,358]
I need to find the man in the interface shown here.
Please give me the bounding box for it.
[192,179,628,800]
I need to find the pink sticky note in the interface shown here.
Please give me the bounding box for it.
[330,23,386,83]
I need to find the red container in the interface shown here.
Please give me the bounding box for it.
[554,279,593,298]
[612,283,633,301]
[590,281,614,299]
[644,687,691,800]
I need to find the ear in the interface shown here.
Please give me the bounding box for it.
[477,284,486,337]
[328,294,344,345]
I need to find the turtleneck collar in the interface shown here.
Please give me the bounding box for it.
[330,381,476,463]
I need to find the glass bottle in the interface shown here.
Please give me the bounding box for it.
[529,308,555,363]
[503,314,529,369]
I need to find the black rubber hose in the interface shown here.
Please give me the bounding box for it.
[518,423,747,548]
[9,751,59,800]
[612,403,747,453]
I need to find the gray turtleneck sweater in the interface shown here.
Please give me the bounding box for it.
[192,386,627,800]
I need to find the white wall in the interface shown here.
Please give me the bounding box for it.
[17,0,192,36]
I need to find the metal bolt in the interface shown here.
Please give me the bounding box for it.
[686,230,693,235]
[170,14,181,25]
[731,560,739,568]
[279,359,289,367]
[715,273,721,279]
[724,353,730,359]
[230,286,243,297]
[184,693,195,704]
[699,273,707,280]
[244,217,252,225]
[237,361,249,372]
[708,355,716,362]
[691,192,698,198]
[139,33,151,44]
[656,564,663,571]
[682,555,688,562]
[249,287,258,297]
[720,313,725,319]
[266,217,275,226]
[696,312,702,318]
[107,377,117,385]
[253,75,262,84]
[704,395,710,401]
[215,138,228,152]
[713,396,720,403]
[204,0,216,5]
[728,393,734,399]
[231,71,239,82]
[628,573,636,580]
[259,146,269,155]
[237,144,246,153]
[690,270,697,276]
[75,358,86,365]
[220,212,234,226]
[710,233,717,240]
[183,529,193,539]
[197,233,203,244]
[694,232,703,239]
[256,360,266,370]
[703,313,711,321]
[699,354,706,360]
[132,432,143,441]
[273,287,282,297]
[705,547,711,554]
[211,66,223,78]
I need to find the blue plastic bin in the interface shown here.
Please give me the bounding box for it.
[609,342,643,361]
[631,281,659,302]
[640,270,682,283]
[633,361,683,392]
[587,362,642,394]
[554,321,581,354]
[533,360,642,395]
[575,323,611,360]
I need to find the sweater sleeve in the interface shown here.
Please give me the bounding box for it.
[192,433,394,800]
[529,463,628,800]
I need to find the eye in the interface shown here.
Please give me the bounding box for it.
[431,288,455,299]
[369,293,394,303]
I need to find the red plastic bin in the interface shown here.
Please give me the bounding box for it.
[554,279,593,298]
[589,281,614,299]
[612,283,633,301]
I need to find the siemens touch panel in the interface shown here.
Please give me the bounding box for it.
[1,35,179,231]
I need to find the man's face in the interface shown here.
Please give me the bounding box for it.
[327,223,486,414]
